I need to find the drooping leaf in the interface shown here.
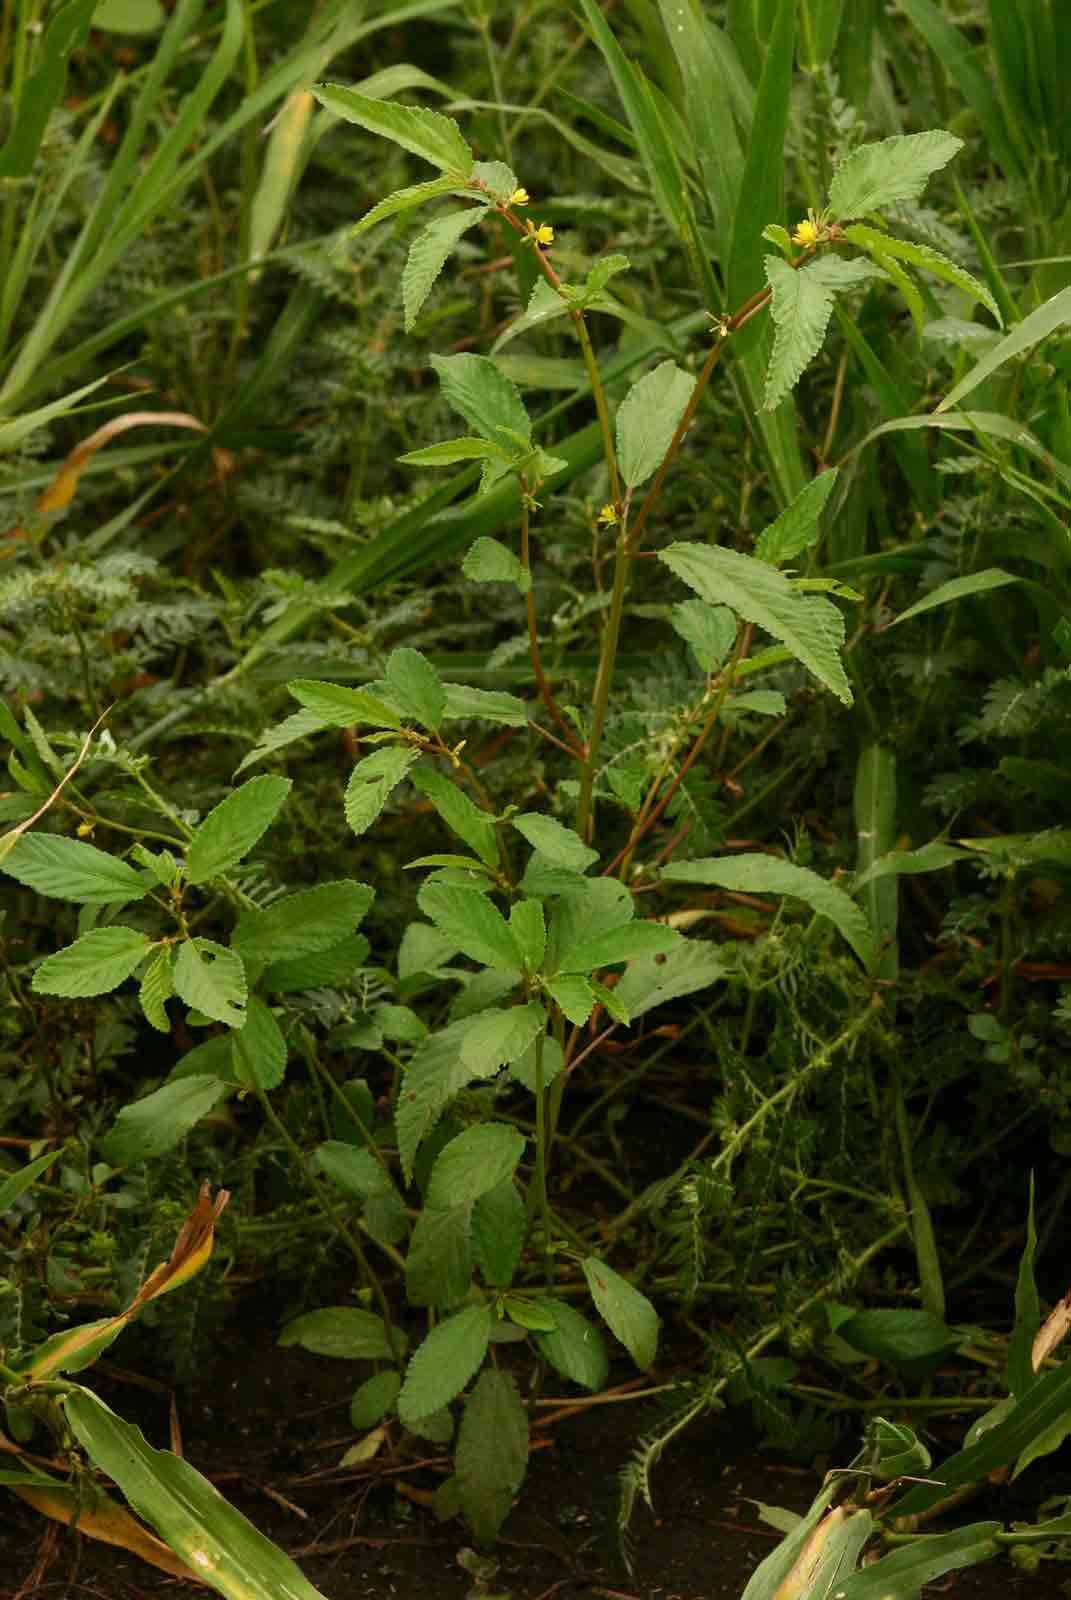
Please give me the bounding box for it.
[344,746,419,837]
[405,1202,473,1307]
[615,360,695,489]
[230,997,287,1091]
[101,1076,230,1165]
[412,768,498,867]
[582,1256,659,1368]
[535,1301,610,1391]
[395,1018,482,1182]
[827,131,964,220]
[232,880,375,963]
[508,899,546,971]
[279,1307,401,1361]
[843,223,1000,326]
[461,535,531,593]
[471,1180,525,1288]
[762,254,884,411]
[664,854,875,968]
[614,940,728,1020]
[670,599,738,672]
[313,84,473,175]
[139,948,174,1034]
[659,542,852,704]
[185,777,291,886]
[2,834,148,904]
[545,975,596,1027]
[397,1303,493,1426]
[33,927,152,998]
[455,1370,528,1543]
[403,206,486,331]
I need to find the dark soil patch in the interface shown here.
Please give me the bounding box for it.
[1,1325,1065,1600]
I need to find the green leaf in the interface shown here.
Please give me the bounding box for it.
[755,470,839,565]
[403,206,486,331]
[262,934,370,994]
[344,746,418,837]
[843,224,1000,326]
[835,1309,958,1365]
[854,745,898,983]
[508,899,545,970]
[400,436,510,468]
[397,1303,493,1426]
[230,997,287,1091]
[614,940,727,1021]
[350,176,459,239]
[279,1307,400,1361]
[418,882,521,970]
[430,353,531,446]
[512,813,597,873]
[833,1525,1000,1599]
[406,1202,473,1307]
[557,921,679,976]
[232,880,374,963]
[664,854,874,968]
[139,948,173,1034]
[658,542,852,704]
[936,285,1071,413]
[92,0,165,32]
[396,1018,483,1182]
[185,777,291,886]
[442,682,528,725]
[33,927,151,998]
[0,0,96,179]
[313,84,473,175]
[413,769,498,867]
[172,940,248,1028]
[471,1180,525,1288]
[2,835,148,904]
[314,1143,390,1199]
[350,1371,402,1429]
[670,599,737,672]
[460,1002,546,1075]
[545,975,596,1027]
[582,1256,659,1368]
[385,647,446,731]
[427,1123,526,1210]
[827,131,964,220]
[461,536,531,593]
[535,1301,610,1391]
[101,1076,230,1164]
[456,1370,528,1543]
[889,569,1019,627]
[0,1149,63,1212]
[287,679,401,728]
[762,254,884,411]
[63,1387,332,1600]
[615,360,695,490]
[1008,1182,1040,1403]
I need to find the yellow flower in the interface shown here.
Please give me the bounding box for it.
[508,187,530,207]
[792,217,820,247]
[534,222,554,246]
[597,503,618,527]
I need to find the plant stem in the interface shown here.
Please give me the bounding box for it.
[519,494,582,752]
[529,1031,554,1292]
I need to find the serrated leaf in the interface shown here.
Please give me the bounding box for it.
[397,1304,493,1426]
[185,777,291,886]
[412,768,498,867]
[546,975,596,1027]
[763,254,883,411]
[418,883,521,970]
[399,437,511,468]
[395,1018,484,1182]
[350,1371,402,1430]
[441,682,528,725]
[456,1370,528,1544]
[279,1307,399,1361]
[827,130,963,220]
[230,997,287,1091]
[430,353,531,446]
[663,854,875,968]
[658,542,852,704]
[232,881,374,964]
[557,920,680,976]
[139,948,173,1034]
[544,879,634,971]
[101,1076,230,1165]
[234,709,328,774]
[461,536,531,593]
[510,1032,564,1095]
[755,470,839,565]
[427,1123,526,1210]
[460,1002,546,1076]
[843,223,1001,326]
[287,679,401,729]
[508,899,545,970]
[535,1301,609,1391]
[403,206,486,331]
[33,927,151,998]
[512,813,597,873]
[405,1202,473,1307]
[344,746,418,837]
[493,277,572,350]
[350,176,458,238]
[2,835,148,904]
[384,647,446,731]
[472,1180,525,1288]
[313,84,473,175]
[582,1256,659,1368]
[615,360,695,489]
[670,599,737,672]
[172,940,247,1028]
[262,934,369,994]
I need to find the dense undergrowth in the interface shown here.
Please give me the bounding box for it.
[2,0,1071,1595]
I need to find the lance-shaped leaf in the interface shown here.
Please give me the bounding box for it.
[102,1075,232,1167]
[12,1477,202,1582]
[936,285,1071,413]
[313,84,473,175]
[582,1256,659,1368]
[844,223,1001,326]
[755,469,839,565]
[185,776,291,885]
[615,360,695,489]
[1,833,149,904]
[345,746,419,837]
[763,254,885,411]
[32,926,152,998]
[350,176,459,238]
[659,542,852,704]
[403,205,486,331]
[827,130,964,220]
